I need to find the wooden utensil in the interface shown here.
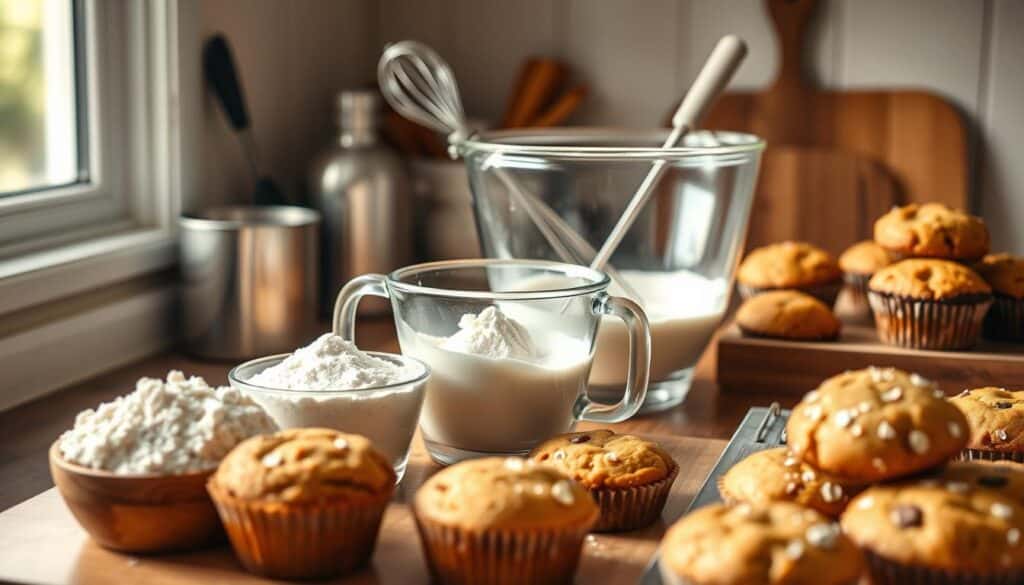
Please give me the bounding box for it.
[501,58,568,128]
[530,84,589,128]
[49,442,223,554]
[704,0,968,208]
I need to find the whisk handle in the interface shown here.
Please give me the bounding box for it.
[670,35,747,130]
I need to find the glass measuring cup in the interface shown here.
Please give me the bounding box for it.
[334,259,651,464]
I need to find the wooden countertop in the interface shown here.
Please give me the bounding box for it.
[0,317,773,585]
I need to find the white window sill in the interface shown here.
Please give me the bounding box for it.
[0,228,177,316]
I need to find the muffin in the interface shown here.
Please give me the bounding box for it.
[786,367,968,483]
[841,471,1024,584]
[207,428,395,579]
[838,240,892,318]
[719,447,860,518]
[530,429,678,532]
[413,457,598,585]
[874,202,990,262]
[950,387,1024,463]
[735,290,841,341]
[659,502,864,585]
[736,241,843,306]
[867,258,993,350]
[933,460,1024,501]
[974,253,1024,341]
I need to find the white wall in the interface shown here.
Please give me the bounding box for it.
[376,0,1022,252]
[199,1,1022,252]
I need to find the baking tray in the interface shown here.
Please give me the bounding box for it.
[638,404,791,584]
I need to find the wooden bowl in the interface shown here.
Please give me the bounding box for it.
[49,441,224,553]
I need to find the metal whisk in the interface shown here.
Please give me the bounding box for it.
[377,40,643,300]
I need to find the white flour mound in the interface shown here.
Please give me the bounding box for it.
[59,371,277,474]
[250,333,411,390]
[440,306,540,360]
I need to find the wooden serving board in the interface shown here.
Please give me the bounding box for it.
[717,321,1024,396]
[0,433,726,585]
[699,0,968,255]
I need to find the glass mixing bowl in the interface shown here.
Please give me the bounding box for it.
[460,128,763,412]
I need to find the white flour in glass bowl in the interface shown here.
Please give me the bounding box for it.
[236,334,428,474]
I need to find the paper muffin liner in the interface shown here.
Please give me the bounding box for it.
[413,507,597,585]
[983,293,1024,342]
[591,461,678,532]
[957,448,1024,464]
[208,483,390,580]
[867,291,992,350]
[842,272,873,318]
[863,548,1024,585]
[737,281,843,308]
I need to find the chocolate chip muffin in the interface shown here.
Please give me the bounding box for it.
[719,447,861,518]
[839,240,893,318]
[787,367,968,482]
[735,290,841,341]
[932,460,1024,504]
[874,202,990,262]
[413,457,598,585]
[950,387,1024,463]
[974,253,1024,341]
[841,470,1024,584]
[530,429,677,532]
[867,258,993,350]
[736,241,843,306]
[660,502,864,585]
[208,428,395,579]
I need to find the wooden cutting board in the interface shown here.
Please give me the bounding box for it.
[705,0,968,210]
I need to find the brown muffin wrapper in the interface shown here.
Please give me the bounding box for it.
[957,448,1024,464]
[863,548,1024,585]
[591,462,678,532]
[208,484,390,580]
[737,280,843,308]
[983,294,1024,342]
[867,291,992,350]
[413,509,597,585]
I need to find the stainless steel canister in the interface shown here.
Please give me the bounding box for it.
[179,206,320,360]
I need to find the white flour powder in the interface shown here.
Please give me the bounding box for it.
[250,333,410,389]
[440,306,540,360]
[239,334,427,474]
[59,371,277,474]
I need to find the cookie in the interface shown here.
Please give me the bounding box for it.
[660,502,864,585]
[786,368,969,482]
[974,253,1024,341]
[867,259,993,350]
[719,447,861,518]
[841,471,1024,584]
[873,203,989,261]
[530,429,677,532]
[950,387,1024,462]
[736,241,843,306]
[735,290,840,341]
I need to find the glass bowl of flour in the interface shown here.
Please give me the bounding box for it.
[229,335,429,482]
[460,128,763,412]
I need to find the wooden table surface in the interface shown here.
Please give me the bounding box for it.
[0,317,782,584]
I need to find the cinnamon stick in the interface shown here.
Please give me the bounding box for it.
[502,58,567,129]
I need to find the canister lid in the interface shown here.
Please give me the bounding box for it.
[335,90,379,132]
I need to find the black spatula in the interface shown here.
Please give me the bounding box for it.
[203,34,287,206]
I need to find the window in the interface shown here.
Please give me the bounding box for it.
[0,0,192,313]
[0,0,84,197]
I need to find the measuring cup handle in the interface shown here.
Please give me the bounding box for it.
[332,274,389,340]
[579,294,651,423]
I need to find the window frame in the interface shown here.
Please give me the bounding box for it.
[0,0,194,315]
